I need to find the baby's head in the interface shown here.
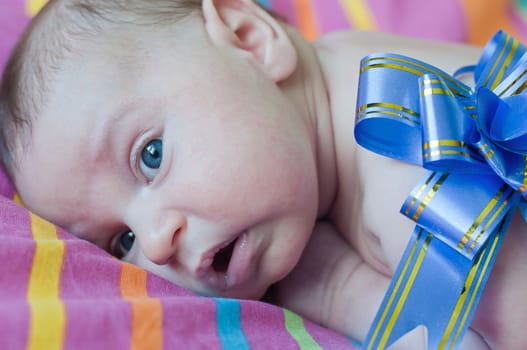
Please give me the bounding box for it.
[0,0,321,298]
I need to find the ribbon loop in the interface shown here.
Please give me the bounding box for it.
[419,74,484,172]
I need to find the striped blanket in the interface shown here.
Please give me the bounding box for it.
[1,1,526,349]
[0,171,355,349]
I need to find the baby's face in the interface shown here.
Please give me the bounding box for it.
[14,24,318,298]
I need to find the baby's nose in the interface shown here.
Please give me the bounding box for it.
[135,211,186,266]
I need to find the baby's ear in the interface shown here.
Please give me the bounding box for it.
[202,0,297,82]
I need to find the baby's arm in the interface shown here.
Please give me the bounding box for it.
[270,221,490,349]
[270,221,390,342]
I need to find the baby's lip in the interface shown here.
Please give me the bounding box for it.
[196,231,253,292]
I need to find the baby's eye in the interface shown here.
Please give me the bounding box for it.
[111,231,136,259]
[139,138,163,181]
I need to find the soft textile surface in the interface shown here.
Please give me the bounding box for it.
[264,0,527,43]
[1,1,526,349]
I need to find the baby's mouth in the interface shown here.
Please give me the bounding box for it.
[212,237,237,273]
[197,232,252,293]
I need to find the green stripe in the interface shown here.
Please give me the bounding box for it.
[517,0,527,15]
[283,309,322,350]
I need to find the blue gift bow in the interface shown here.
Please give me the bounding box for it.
[355,30,527,349]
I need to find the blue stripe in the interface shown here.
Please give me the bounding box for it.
[256,0,271,9]
[215,298,250,350]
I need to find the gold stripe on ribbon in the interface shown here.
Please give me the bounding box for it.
[477,143,495,159]
[361,63,425,77]
[492,39,518,90]
[366,229,427,349]
[420,78,444,86]
[450,230,502,346]
[403,172,437,217]
[27,213,66,350]
[513,80,527,95]
[423,150,471,159]
[411,173,449,222]
[497,69,527,96]
[421,87,455,97]
[466,189,514,254]
[523,156,527,190]
[377,232,433,349]
[358,110,419,125]
[440,229,502,348]
[423,140,466,150]
[457,184,508,252]
[482,35,519,91]
[361,57,471,96]
[357,102,420,125]
[482,35,509,88]
[439,241,484,348]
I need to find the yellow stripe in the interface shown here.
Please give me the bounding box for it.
[26,0,48,16]
[27,213,65,350]
[366,230,425,350]
[13,192,23,205]
[378,233,433,349]
[457,184,507,251]
[339,0,376,30]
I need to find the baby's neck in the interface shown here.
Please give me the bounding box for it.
[282,27,337,218]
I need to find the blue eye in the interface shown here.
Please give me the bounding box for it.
[112,231,135,259]
[140,138,162,180]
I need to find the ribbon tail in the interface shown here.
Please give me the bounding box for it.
[362,208,514,350]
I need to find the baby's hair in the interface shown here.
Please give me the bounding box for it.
[0,0,202,179]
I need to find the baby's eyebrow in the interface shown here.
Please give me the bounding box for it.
[88,101,136,166]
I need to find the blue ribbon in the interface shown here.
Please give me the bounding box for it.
[355,30,527,349]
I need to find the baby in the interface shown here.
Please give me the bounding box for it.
[1,0,526,348]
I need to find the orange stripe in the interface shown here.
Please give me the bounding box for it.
[460,0,519,45]
[120,263,163,350]
[293,0,320,41]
